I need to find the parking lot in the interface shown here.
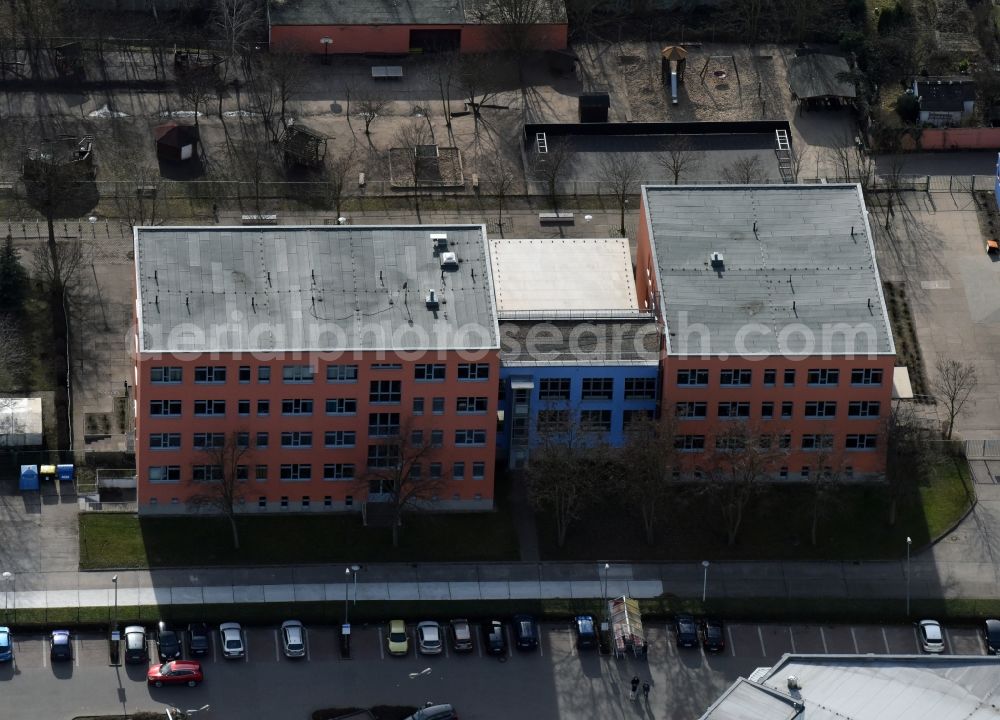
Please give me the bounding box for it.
[0,618,990,720]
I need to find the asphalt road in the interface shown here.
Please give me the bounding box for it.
[0,620,988,720]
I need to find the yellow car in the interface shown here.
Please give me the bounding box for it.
[387,619,409,656]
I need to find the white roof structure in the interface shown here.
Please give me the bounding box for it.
[489,237,639,317]
[700,655,1000,720]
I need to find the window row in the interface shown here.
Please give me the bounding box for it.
[149,362,491,385]
[676,400,881,420]
[150,394,490,418]
[676,367,884,387]
[537,377,657,401]
[673,433,879,452]
[146,493,487,509]
[149,460,491,484]
[150,425,487,450]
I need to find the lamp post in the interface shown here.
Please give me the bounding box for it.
[320,37,332,65]
[701,560,710,603]
[351,564,361,605]
[344,567,352,625]
[905,536,912,616]
[112,574,119,631]
[2,571,11,624]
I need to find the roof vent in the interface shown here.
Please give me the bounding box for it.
[710,252,725,269]
[440,251,459,269]
[430,233,448,251]
[787,676,800,690]
[425,289,440,310]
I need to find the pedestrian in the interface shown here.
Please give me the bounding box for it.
[630,675,640,701]
[643,682,650,701]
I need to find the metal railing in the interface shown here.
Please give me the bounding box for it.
[80,500,137,513]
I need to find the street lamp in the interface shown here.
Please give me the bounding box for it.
[701,560,710,603]
[344,567,352,625]
[905,537,912,616]
[2,571,11,624]
[351,564,361,605]
[112,574,118,630]
[320,36,332,65]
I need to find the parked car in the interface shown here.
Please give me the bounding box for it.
[387,619,409,656]
[449,619,473,652]
[124,625,149,664]
[484,620,506,656]
[156,621,182,662]
[403,704,458,720]
[417,621,443,655]
[575,615,598,650]
[674,615,698,648]
[0,626,13,662]
[147,659,203,687]
[281,620,306,658]
[513,615,539,650]
[50,629,72,662]
[984,619,1000,655]
[918,620,945,653]
[219,623,245,659]
[187,623,210,657]
[700,619,726,653]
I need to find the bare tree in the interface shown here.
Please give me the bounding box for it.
[177,72,214,131]
[884,403,938,526]
[468,0,565,56]
[455,54,507,137]
[114,166,163,228]
[226,125,280,215]
[187,432,252,549]
[393,120,433,222]
[734,0,764,44]
[0,315,29,383]
[806,450,847,547]
[482,149,518,236]
[357,418,446,548]
[531,139,572,211]
[322,147,358,219]
[656,137,703,184]
[614,412,679,546]
[212,0,262,66]
[934,359,978,441]
[266,43,307,130]
[349,83,392,140]
[722,155,766,184]
[598,153,642,237]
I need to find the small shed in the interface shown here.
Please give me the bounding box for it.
[788,53,856,108]
[912,77,976,127]
[546,49,578,76]
[579,92,610,123]
[19,465,39,491]
[154,123,199,162]
[279,123,328,168]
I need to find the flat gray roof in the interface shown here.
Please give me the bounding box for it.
[701,655,1000,720]
[500,319,660,366]
[642,184,894,357]
[269,0,566,26]
[788,54,856,100]
[134,225,499,354]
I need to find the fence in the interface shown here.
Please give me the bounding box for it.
[802,175,995,193]
[79,500,137,512]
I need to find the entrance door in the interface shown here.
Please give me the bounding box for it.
[409,29,461,53]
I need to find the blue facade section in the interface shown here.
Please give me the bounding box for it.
[498,364,660,466]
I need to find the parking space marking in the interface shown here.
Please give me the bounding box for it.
[945,628,953,654]
[74,637,80,667]
[305,628,310,661]
[505,625,513,659]
[882,627,890,653]
[41,638,47,668]
[243,629,249,663]
[913,626,922,653]
[274,629,280,662]
[820,627,828,653]
[475,625,483,658]
[539,632,544,657]
[377,627,384,660]
[788,627,795,654]
[851,627,859,654]
[210,631,217,663]
[757,626,766,656]
[727,624,735,657]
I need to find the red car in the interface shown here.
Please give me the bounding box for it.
[147,659,203,687]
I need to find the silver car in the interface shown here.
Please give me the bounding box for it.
[281,620,306,658]
[417,621,443,655]
[918,620,945,653]
[219,622,245,659]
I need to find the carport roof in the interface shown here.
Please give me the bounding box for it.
[268,0,566,26]
[788,54,856,100]
[642,184,895,357]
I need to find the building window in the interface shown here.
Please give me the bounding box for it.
[149,433,181,449]
[192,465,224,482]
[325,398,358,415]
[453,462,465,480]
[325,430,357,447]
[581,409,612,431]
[371,363,402,370]
[323,463,356,480]
[236,432,250,449]
[455,429,487,446]
[845,466,854,478]
[258,366,271,383]
[848,400,881,418]
[324,496,333,507]
[720,369,752,386]
[674,435,705,451]
[239,366,251,383]
[236,465,248,481]
[345,495,353,506]
[409,463,423,480]
[280,496,289,508]
[327,364,358,383]
[779,434,792,449]
[150,366,182,384]
[846,434,878,450]
[194,366,227,384]
[431,430,443,447]
[414,363,446,381]
[801,434,834,450]
[411,429,424,446]
[280,463,312,481]
[149,400,182,417]
[192,432,225,449]
[761,402,774,419]
[369,380,401,404]
[783,369,796,386]
[255,465,268,482]
[237,399,250,415]
[432,397,445,414]
[715,435,747,451]
[302,496,311,508]
[763,369,776,386]
[368,412,400,437]
[472,461,485,480]
[801,466,811,479]
[781,401,793,419]
[623,409,652,431]
[851,368,884,386]
[457,397,488,414]
[148,465,181,483]
[193,400,226,416]
[281,431,313,448]
[258,496,267,508]
[624,377,657,400]
[677,369,709,386]
[458,363,490,381]
[282,365,315,383]
[429,462,442,479]
[805,401,837,418]
[257,399,270,416]
[537,409,569,433]
[807,368,840,386]
[366,445,399,468]
[256,432,269,448]
[581,378,614,400]
[676,402,707,419]
[539,378,570,400]
[717,402,751,419]
[412,397,425,414]
[281,399,314,415]
[779,466,789,480]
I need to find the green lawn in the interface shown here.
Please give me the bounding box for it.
[539,456,973,562]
